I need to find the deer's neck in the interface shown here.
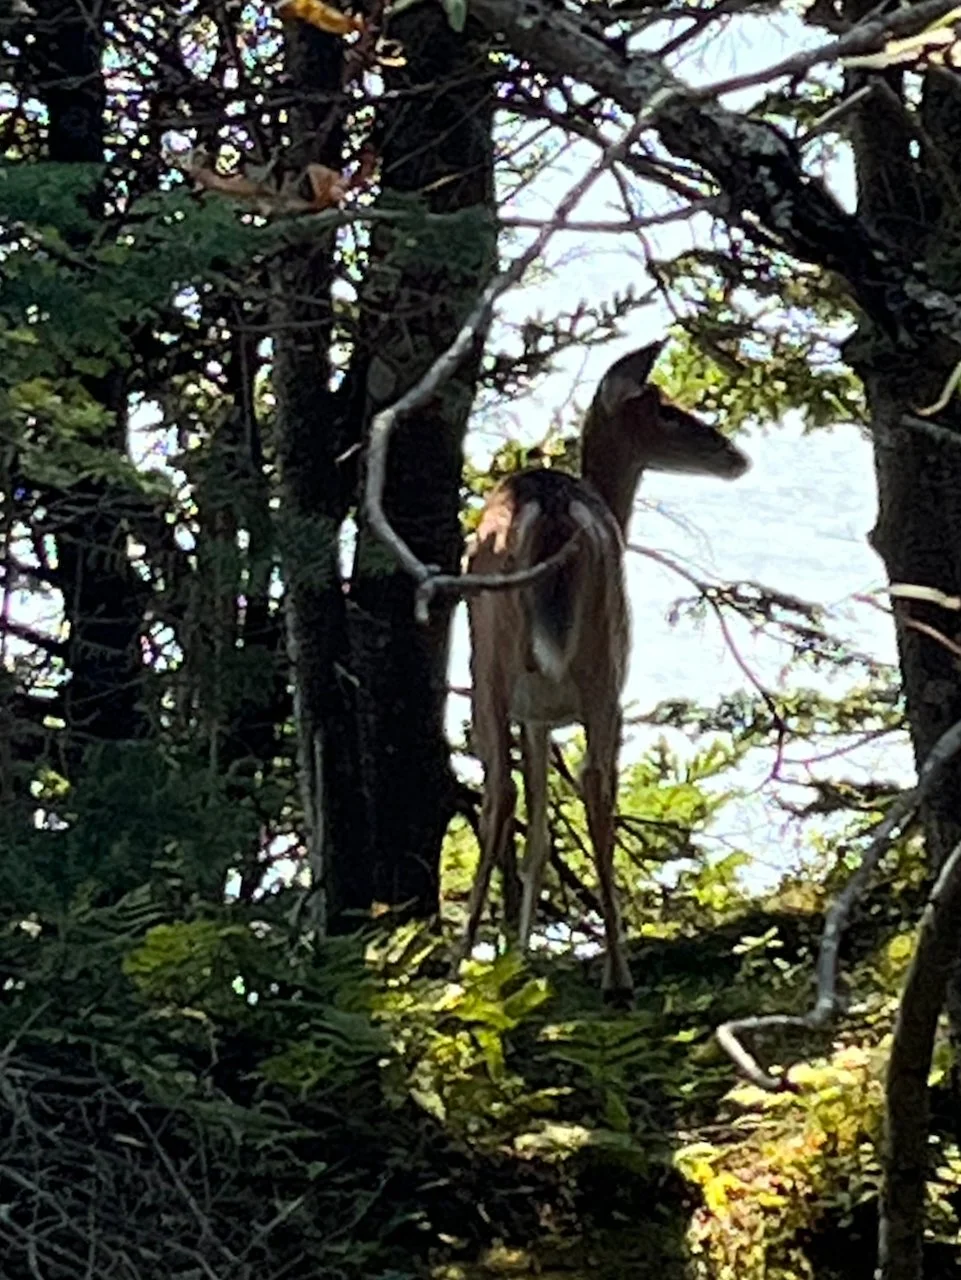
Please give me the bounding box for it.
[581,441,644,535]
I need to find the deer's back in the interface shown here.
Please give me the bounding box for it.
[466,468,629,731]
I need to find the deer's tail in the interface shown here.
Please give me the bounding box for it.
[514,496,594,683]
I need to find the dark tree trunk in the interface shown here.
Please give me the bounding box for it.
[31,2,150,749]
[863,377,961,865]
[189,318,290,900]
[348,11,496,917]
[847,52,961,892]
[842,42,961,1275]
[270,20,371,927]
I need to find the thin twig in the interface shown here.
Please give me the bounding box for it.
[0,1001,52,1072]
[784,724,901,771]
[914,353,961,417]
[363,93,678,611]
[690,0,961,101]
[501,206,708,234]
[901,614,961,662]
[800,84,874,142]
[628,542,789,778]
[715,716,961,1091]
[504,84,712,206]
[655,0,757,60]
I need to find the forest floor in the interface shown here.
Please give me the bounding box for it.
[1,891,956,1279]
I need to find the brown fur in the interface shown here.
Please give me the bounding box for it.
[458,342,750,997]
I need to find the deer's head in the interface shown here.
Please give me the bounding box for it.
[584,341,750,487]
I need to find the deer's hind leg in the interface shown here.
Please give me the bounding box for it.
[457,712,517,972]
[518,722,550,950]
[582,702,632,1001]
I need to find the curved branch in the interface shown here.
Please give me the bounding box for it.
[413,530,584,625]
[363,102,673,605]
[689,0,961,101]
[714,717,961,1091]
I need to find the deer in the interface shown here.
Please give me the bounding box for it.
[458,339,750,1000]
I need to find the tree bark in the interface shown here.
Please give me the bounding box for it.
[348,10,496,916]
[844,34,961,943]
[847,50,961,1280]
[270,20,369,928]
[31,1,151,749]
[844,57,961,858]
[880,841,961,1280]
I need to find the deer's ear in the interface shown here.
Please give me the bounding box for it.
[597,341,665,413]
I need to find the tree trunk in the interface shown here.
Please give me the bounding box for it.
[843,40,961,1280]
[847,50,961,996]
[863,375,961,863]
[349,11,496,916]
[270,20,369,928]
[189,318,290,900]
[31,1,150,750]
[879,840,961,1280]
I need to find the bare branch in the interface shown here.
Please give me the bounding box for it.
[414,529,585,625]
[716,717,961,1090]
[469,0,961,343]
[715,1014,806,1092]
[655,0,764,60]
[688,0,961,100]
[901,615,961,662]
[504,84,713,206]
[800,84,873,142]
[364,100,676,607]
[900,412,961,450]
[500,205,711,234]
[887,583,961,611]
[914,353,961,417]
